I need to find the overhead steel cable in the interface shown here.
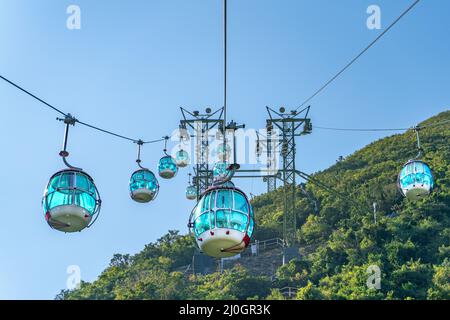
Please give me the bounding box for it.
[0,74,165,145]
[419,118,450,129]
[222,0,228,152]
[0,74,68,117]
[292,0,422,114]
[295,170,370,215]
[75,119,139,143]
[314,118,450,133]
[143,137,167,145]
[223,0,227,127]
[314,126,410,132]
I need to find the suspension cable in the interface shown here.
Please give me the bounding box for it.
[296,170,370,215]
[223,0,228,149]
[292,0,421,114]
[314,126,409,132]
[314,118,450,133]
[75,119,137,142]
[0,74,67,117]
[0,74,166,145]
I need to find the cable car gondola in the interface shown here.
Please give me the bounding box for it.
[175,149,190,168]
[212,161,238,184]
[189,155,253,258]
[398,160,434,201]
[398,127,435,201]
[216,143,231,162]
[185,173,198,200]
[158,136,178,179]
[188,182,254,258]
[43,115,101,233]
[186,185,198,200]
[129,140,159,203]
[159,156,178,179]
[43,169,101,232]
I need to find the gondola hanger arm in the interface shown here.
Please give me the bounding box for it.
[57,114,82,171]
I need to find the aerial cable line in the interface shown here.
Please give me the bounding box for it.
[75,119,138,143]
[314,118,450,133]
[292,0,421,115]
[220,0,241,175]
[223,0,228,148]
[143,137,167,144]
[296,170,370,216]
[419,119,450,129]
[0,74,67,117]
[0,74,165,145]
[314,126,410,132]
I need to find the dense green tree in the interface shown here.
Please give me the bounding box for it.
[427,260,450,299]
[296,281,324,300]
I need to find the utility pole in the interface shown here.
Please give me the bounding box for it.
[373,202,377,224]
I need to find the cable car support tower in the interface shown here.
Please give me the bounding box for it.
[265,106,312,247]
[179,107,224,198]
[224,106,313,249]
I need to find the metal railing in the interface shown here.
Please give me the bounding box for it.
[172,264,192,275]
[242,237,284,257]
[279,286,299,299]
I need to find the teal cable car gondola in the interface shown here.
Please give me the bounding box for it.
[398,160,434,201]
[43,115,101,233]
[159,155,178,179]
[185,173,197,200]
[175,149,190,168]
[188,183,254,258]
[130,141,159,203]
[213,161,233,184]
[398,128,435,201]
[186,185,197,200]
[158,137,178,179]
[216,143,231,162]
[213,161,240,184]
[130,169,159,202]
[43,169,101,232]
[189,153,251,258]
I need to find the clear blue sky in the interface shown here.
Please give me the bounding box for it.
[0,0,448,299]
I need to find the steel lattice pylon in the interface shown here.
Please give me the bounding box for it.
[265,123,277,193]
[181,105,312,247]
[266,106,312,246]
[180,107,224,198]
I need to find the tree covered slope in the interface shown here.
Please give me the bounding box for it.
[58,111,450,300]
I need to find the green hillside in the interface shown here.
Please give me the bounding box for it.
[57,111,450,300]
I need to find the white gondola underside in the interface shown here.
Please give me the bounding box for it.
[403,185,431,201]
[47,205,92,233]
[159,169,176,179]
[131,188,156,203]
[176,160,189,168]
[196,228,247,258]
